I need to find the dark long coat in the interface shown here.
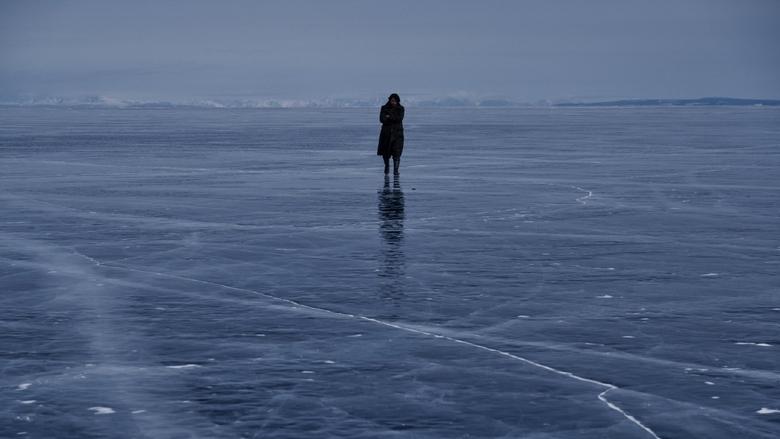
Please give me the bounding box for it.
[377,104,405,158]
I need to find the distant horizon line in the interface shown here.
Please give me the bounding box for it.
[2,95,779,109]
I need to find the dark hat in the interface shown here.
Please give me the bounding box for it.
[388,93,400,102]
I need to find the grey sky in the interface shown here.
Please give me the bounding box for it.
[1,0,778,102]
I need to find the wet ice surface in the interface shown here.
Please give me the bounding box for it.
[1,107,779,438]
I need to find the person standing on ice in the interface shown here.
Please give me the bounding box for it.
[377,93,405,176]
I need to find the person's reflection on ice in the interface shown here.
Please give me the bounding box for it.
[377,176,405,301]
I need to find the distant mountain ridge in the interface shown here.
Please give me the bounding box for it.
[556,97,780,107]
[0,95,522,108]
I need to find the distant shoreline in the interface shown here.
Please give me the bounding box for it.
[555,97,780,107]
[1,96,779,109]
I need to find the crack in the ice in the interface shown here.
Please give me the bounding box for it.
[73,251,661,438]
[572,186,594,205]
[361,316,660,439]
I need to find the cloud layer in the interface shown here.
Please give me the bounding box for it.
[2,0,779,101]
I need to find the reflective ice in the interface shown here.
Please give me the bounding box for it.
[1,107,779,438]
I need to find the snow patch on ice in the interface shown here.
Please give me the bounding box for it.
[757,408,780,414]
[88,407,115,415]
[165,364,202,369]
[17,383,32,390]
[735,342,772,347]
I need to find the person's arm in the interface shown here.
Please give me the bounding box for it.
[383,106,404,124]
[395,106,404,123]
[380,106,391,124]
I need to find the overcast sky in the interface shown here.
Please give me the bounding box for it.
[1,0,778,102]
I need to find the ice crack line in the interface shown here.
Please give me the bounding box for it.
[74,251,660,439]
[573,186,594,205]
[361,316,660,439]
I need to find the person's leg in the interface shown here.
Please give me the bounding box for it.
[394,138,404,176]
[383,156,390,174]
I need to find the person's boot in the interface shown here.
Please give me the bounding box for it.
[383,157,390,175]
[393,158,400,176]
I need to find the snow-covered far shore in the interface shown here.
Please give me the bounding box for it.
[0,94,538,109]
[4,95,779,109]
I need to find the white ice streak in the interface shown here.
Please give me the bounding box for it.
[735,342,772,347]
[17,383,32,390]
[165,364,202,369]
[88,407,115,415]
[757,408,780,414]
[362,316,661,439]
[573,186,594,205]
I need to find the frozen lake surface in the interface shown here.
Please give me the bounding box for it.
[1,107,779,438]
